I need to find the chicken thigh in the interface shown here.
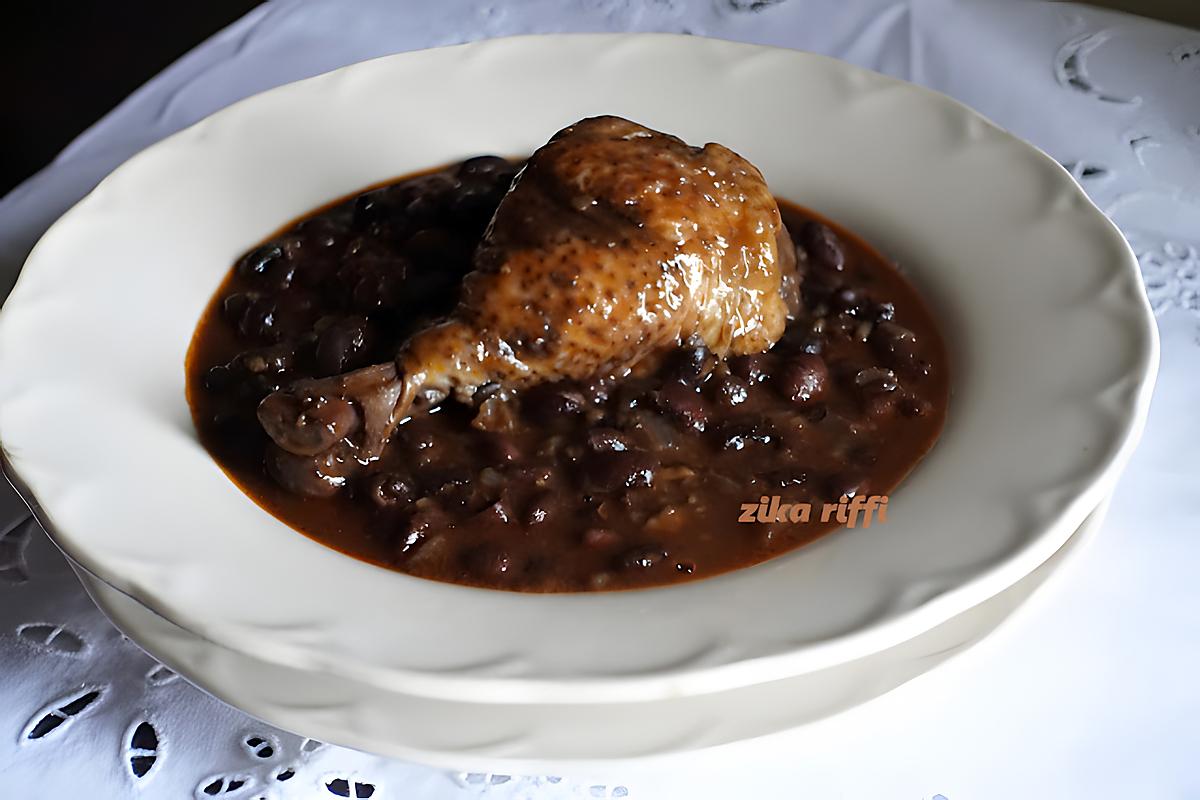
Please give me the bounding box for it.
[258,116,797,492]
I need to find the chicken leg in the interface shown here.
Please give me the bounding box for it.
[259,116,797,491]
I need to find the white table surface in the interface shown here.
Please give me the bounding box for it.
[1,1,1197,797]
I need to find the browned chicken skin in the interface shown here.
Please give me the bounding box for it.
[259,116,797,495]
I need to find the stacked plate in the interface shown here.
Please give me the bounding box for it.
[73,502,1108,773]
[0,35,1157,773]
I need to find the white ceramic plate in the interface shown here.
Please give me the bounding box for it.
[0,35,1157,704]
[79,502,1107,769]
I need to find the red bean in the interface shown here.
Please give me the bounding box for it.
[203,364,234,392]
[351,265,408,313]
[315,316,374,376]
[776,353,828,405]
[855,366,899,395]
[798,221,845,275]
[456,155,514,183]
[582,450,656,492]
[222,291,258,324]
[729,353,773,385]
[403,500,451,536]
[665,343,717,384]
[854,367,899,418]
[448,181,503,225]
[780,325,824,354]
[870,321,928,376]
[759,468,809,490]
[656,382,709,432]
[237,243,293,289]
[297,216,349,250]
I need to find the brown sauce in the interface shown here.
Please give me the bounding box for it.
[186,158,948,592]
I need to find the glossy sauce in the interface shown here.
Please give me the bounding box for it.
[187,159,949,592]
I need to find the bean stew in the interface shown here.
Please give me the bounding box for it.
[187,156,948,592]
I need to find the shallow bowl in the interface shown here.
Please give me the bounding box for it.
[0,34,1158,704]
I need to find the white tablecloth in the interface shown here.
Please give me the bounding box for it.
[2,1,1197,797]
